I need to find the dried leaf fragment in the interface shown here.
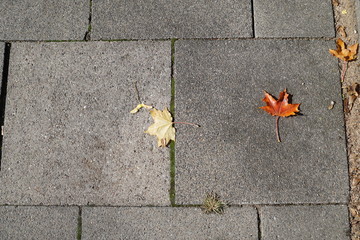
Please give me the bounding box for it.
[332,0,339,6]
[344,83,360,112]
[130,103,153,113]
[145,108,175,147]
[337,26,347,38]
[329,38,358,62]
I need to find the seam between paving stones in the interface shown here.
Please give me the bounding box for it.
[77,206,82,240]
[0,36,338,43]
[170,38,177,207]
[250,0,255,38]
[0,42,11,171]
[0,203,347,208]
[255,206,262,240]
[83,0,92,41]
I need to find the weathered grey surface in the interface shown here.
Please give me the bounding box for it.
[0,0,88,40]
[0,41,171,205]
[0,206,78,240]
[260,205,350,240]
[92,0,253,40]
[82,206,258,240]
[174,39,348,205]
[253,0,335,37]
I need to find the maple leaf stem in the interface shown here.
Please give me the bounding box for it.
[341,60,348,82]
[275,116,281,143]
[172,121,200,127]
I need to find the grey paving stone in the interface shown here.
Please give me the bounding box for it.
[0,0,88,40]
[174,39,348,205]
[0,206,78,240]
[92,0,253,40]
[82,206,258,239]
[253,0,335,37]
[0,41,171,205]
[260,205,350,240]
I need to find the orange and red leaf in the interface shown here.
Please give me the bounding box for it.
[260,89,300,117]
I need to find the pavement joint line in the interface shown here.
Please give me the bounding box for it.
[170,38,177,206]
[0,203,348,208]
[0,36,338,43]
[255,206,262,240]
[84,0,92,41]
[0,42,11,171]
[77,207,82,240]
[250,0,255,38]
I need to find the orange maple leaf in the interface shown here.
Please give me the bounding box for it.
[329,38,358,62]
[260,89,300,142]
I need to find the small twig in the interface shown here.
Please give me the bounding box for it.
[134,81,141,103]
[341,60,348,82]
[275,116,281,142]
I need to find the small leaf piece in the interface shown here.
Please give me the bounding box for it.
[329,38,358,62]
[130,103,153,113]
[145,108,175,147]
[260,89,300,117]
[337,26,347,38]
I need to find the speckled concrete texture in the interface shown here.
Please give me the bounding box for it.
[0,206,78,240]
[0,41,171,206]
[260,205,350,240]
[82,206,258,240]
[254,0,335,37]
[92,0,253,39]
[174,39,348,205]
[0,0,89,40]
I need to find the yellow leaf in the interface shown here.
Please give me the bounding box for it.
[130,103,153,113]
[145,108,175,147]
[341,9,347,15]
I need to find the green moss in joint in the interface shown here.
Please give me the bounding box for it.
[77,207,82,240]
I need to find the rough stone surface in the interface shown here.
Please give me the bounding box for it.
[253,0,335,37]
[92,0,253,40]
[174,39,348,205]
[260,205,350,239]
[0,41,171,206]
[0,0,88,40]
[82,206,258,239]
[0,206,78,240]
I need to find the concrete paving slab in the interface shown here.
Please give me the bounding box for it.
[92,0,253,40]
[174,39,348,205]
[0,206,78,240]
[82,206,258,239]
[260,205,350,240]
[0,0,88,40]
[253,0,335,37]
[0,41,171,206]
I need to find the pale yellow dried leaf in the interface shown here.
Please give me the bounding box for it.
[145,108,175,147]
[130,103,153,113]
